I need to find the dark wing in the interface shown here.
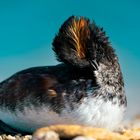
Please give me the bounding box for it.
[0,65,65,111]
[0,64,98,112]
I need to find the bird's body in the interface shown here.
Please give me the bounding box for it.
[0,16,127,133]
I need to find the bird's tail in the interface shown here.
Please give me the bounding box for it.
[52,16,111,68]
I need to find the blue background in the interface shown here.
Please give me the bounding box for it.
[0,0,140,118]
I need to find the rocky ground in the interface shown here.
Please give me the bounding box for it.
[0,117,140,140]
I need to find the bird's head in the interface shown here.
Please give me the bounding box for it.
[52,16,117,70]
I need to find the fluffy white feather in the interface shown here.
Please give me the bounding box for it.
[0,96,125,132]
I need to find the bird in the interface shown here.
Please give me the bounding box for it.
[0,16,127,133]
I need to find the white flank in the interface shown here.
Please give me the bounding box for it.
[0,97,125,132]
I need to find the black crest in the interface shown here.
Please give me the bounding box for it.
[52,16,116,68]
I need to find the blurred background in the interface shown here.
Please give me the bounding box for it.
[0,0,140,118]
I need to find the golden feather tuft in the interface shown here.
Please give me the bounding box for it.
[66,17,90,59]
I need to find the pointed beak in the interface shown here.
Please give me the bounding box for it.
[89,60,99,71]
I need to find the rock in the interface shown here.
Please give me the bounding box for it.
[72,136,96,140]
[23,135,32,140]
[0,136,3,140]
[0,134,32,140]
[32,130,59,140]
[123,128,140,140]
[33,125,128,140]
[4,135,16,140]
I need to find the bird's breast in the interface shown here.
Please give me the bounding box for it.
[0,96,126,132]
